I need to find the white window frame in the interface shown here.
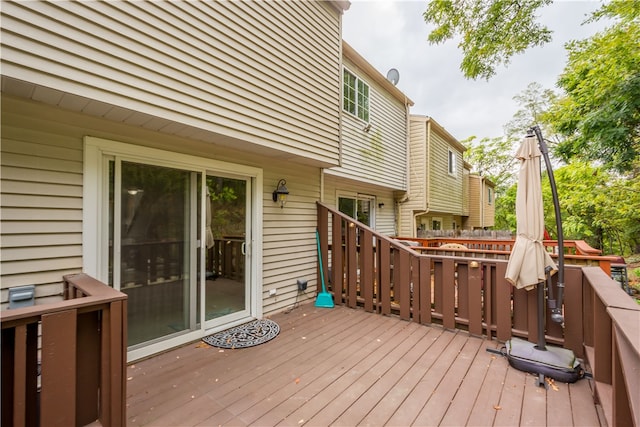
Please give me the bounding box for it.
[448,149,457,175]
[83,137,264,360]
[343,68,370,123]
[337,192,375,228]
[488,187,493,205]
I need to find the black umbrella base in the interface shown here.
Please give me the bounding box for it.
[505,337,585,385]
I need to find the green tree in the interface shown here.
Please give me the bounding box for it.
[504,82,558,141]
[463,135,517,195]
[545,1,640,174]
[423,0,553,80]
[541,162,640,255]
[494,182,517,231]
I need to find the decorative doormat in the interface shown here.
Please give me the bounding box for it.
[202,319,280,349]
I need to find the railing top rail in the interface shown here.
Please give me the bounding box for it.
[1,273,126,327]
[414,245,617,261]
[318,203,512,266]
[584,267,639,312]
[317,202,415,253]
[397,236,611,259]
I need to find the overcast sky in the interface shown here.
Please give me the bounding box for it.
[342,0,610,142]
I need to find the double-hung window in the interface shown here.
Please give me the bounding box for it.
[343,69,369,122]
[448,149,456,175]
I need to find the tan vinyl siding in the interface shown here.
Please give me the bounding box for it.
[484,184,496,228]
[332,58,408,190]
[467,175,482,228]
[462,167,470,217]
[1,108,84,299]
[0,96,325,314]
[428,131,464,215]
[262,167,322,314]
[401,116,468,237]
[322,174,397,236]
[1,0,342,165]
[397,118,427,237]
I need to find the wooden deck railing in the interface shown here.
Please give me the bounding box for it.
[1,274,127,427]
[317,203,580,346]
[581,267,639,427]
[317,202,638,425]
[395,236,617,274]
[396,236,603,255]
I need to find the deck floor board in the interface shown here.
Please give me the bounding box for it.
[126,303,603,426]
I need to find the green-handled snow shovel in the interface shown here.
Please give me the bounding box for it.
[315,229,334,308]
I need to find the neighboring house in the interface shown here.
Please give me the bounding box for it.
[1,0,349,361]
[464,174,496,230]
[399,115,468,237]
[323,41,413,236]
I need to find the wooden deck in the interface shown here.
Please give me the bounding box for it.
[126,304,603,426]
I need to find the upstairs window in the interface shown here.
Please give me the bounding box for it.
[448,149,456,175]
[488,187,493,204]
[343,69,369,122]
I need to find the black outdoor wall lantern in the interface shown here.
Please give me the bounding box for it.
[272,179,289,208]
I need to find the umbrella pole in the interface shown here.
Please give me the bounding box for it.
[532,126,565,324]
[535,279,546,351]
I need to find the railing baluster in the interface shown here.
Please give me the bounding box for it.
[398,250,411,321]
[495,262,511,342]
[331,214,343,303]
[379,240,391,315]
[361,228,374,312]
[346,222,358,308]
[442,258,455,329]
[13,324,27,427]
[410,255,421,322]
[483,265,493,339]
[468,262,483,336]
[433,260,443,317]
[418,256,431,325]
[40,309,78,427]
[457,263,469,322]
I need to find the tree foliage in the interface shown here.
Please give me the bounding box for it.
[423,0,553,80]
[463,135,517,194]
[540,162,640,255]
[545,1,640,174]
[504,82,558,140]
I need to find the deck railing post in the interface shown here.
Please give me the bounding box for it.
[581,266,639,427]
[593,295,612,384]
[331,214,343,303]
[1,274,127,427]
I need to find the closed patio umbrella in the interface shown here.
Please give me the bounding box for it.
[497,128,582,387]
[505,134,556,291]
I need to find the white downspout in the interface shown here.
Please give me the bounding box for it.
[320,168,325,203]
[397,99,411,236]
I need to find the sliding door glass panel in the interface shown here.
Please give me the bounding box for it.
[115,161,196,347]
[205,175,247,321]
